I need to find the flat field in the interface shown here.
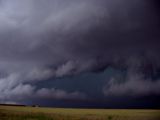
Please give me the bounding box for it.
[0,105,160,120]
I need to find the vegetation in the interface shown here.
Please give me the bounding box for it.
[0,105,160,120]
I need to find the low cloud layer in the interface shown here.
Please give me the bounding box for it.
[103,56,160,96]
[0,0,160,107]
[103,72,160,97]
[0,82,86,103]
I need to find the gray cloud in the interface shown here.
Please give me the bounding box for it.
[0,0,160,105]
[103,56,160,96]
[0,83,35,102]
[0,0,159,74]
[103,75,160,97]
[0,69,86,103]
[0,82,86,103]
[36,88,87,100]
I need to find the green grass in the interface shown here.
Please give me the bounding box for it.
[0,105,160,120]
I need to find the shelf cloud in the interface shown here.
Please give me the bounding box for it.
[0,0,160,108]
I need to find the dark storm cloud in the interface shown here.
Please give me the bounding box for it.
[0,0,160,105]
[103,56,160,97]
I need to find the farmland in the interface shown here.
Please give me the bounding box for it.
[0,105,160,120]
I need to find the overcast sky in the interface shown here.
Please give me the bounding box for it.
[0,0,160,108]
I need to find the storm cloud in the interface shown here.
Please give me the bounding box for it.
[0,0,160,107]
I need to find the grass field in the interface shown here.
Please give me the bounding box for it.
[0,105,160,120]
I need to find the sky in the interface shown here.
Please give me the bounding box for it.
[0,0,160,108]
